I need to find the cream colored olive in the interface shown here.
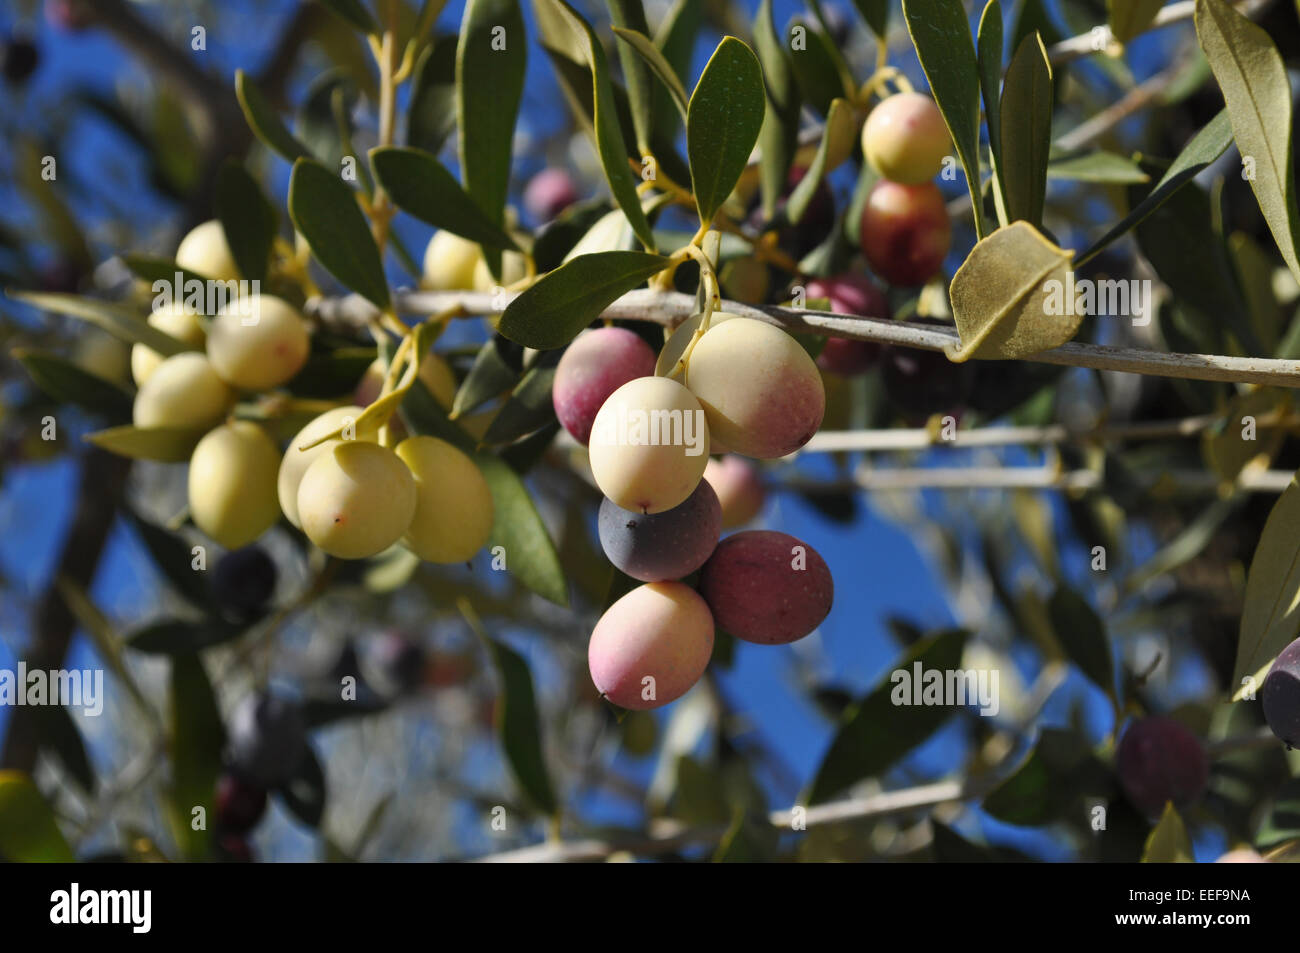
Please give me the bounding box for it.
[588,376,710,514]
[131,302,207,386]
[422,230,482,291]
[207,294,310,391]
[654,311,742,377]
[188,420,281,549]
[133,352,234,430]
[684,318,825,459]
[75,329,131,387]
[296,441,416,559]
[472,250,528,292]
[277,405,367,528]
[354,352,457,410]
[396,436,494,563]
[176,220,240,282]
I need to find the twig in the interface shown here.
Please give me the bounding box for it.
[308,289,1300,390]
[782,465,1294,494]
[1045,0,1273,66]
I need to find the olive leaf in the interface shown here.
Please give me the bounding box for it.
[1109,0,1166,45]
[288,158,390,310]
[235,70,311,162]
[607,0,656,151]
[481,630,558,816]
[407,35,459,157]
[14,348,132,420]
[167,652,225,859]
[84,425,205,462]
[1202,388,1287,486]
[1000,32,1053,227]
[1196,0,1300,285]
[651,0,700,144]
[1047,151,1150,183]
[612,26,689,122]
[785,98,856,225]
[370,146,519,250]
[8,290,190,356]
[754,0,800,219]
[977,0,1007,227]
[687,37,766,228]
[1234,473,1300,697]
[214,161,276,283]
[1141,803,1194,862]
[0,772,75,862]
[946,221,1077,362]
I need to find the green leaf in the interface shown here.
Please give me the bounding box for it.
[1047,151,1150,183]
[289,347,378,399]
[1000,32,1053,227]
[687,37,766,228]
[371,147,518,250]
[947,221,1077,361]
[126,619,243,655]
[235,70,311,162]
[0,772,75,862]
[1141,802,1194,862]
[977,1,1007,225]
[1047,587,1115,700]
[7,290,190,356]
[786,98,855,225]
[612,27,689,122]
[787,19,843,119]
[540,0,655,251]
[14,348,132,419]
[807,629,969,804]
[85,425,204,462]
[125,510,218,612]
[1235,473,1300,694]
[288,158,390,309]
[36,704,95,793]
[214,161,276,283]
[902,0,987,237]
[458,0,527,277]
[1196,0,1300,285]
[483,635,558,815]
[297,70,363,181]
[481,358,559,446]
[608,0,655,151]
[1079,110,1232,264]
[754,0,800,219]
[651,0,701,143]
[402,381,569,605]
[497,250,669,349]
[319,0,379,33]
[407,35,460,156]
[983,728,1113,826]
[120,254,213,288]
[1255,777,1300,848]
[852,0,889,39]
[453,337,522,418]
[1109,0,1167,44]
[167,652,225,860]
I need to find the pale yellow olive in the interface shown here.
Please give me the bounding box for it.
[176,220,240,282]
[684,317,825,459]
[396,436,494,563]
[188,420,281,549]
[75,329,131,387]
[132,352,233,431]
[131,302,206,386]
[587,376,709,514]
[277,405,367,528]
[206,294,310,391]
[422,230,482,291]
[472,250,528,292]
[296,441,416,559]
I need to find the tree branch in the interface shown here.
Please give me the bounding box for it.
[308,288,1300,389]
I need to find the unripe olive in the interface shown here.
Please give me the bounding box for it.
[1115,716,1209,817]
[524,167,579,222]
[684,317,825,459]
[131,302,206,386]
[277,405,367,528]
[297,440,417,559]
[859,180,952,287]
[1261,635,1300,747]
[422,230,482,291]
[132,352,234,431]
[206,294,310,391]
[720,256,772,305]
[703,455,766,528]
[176,220,240,282]
[598,479,721,582]
[396,435,494,563]
[553,327,657,444]
[472,249,528,292]
[699,530,833,644]
[188,420,281,550]
[74,329,131,387]
[861,92,951,185]
[588,376,710,514]
[804,273,889,376]
[588,582,714,710]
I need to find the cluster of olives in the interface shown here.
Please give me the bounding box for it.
[134,221,494,567]
[550,319,833,710]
